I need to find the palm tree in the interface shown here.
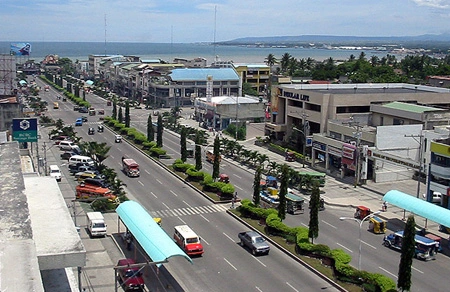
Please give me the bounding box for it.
[280,53,292,74]
[80,141,111,172]
[267,161,279,176]
[265,53,278,101]
[171,106,182,117]
[248,150,259,165]
[240,149,251,164]
[256,154,269,170]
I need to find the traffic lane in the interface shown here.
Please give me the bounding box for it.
[315,211,440,292]
[163,210,339,292]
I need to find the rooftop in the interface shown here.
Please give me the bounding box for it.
[382,101,445,113]
[170,68,239,81]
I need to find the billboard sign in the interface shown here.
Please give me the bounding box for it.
[10,43,31,56]
[12,118,38,142]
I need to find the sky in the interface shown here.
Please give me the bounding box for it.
[2,0,450,43]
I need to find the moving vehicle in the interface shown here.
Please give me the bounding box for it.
[44,85,49,91]
[79,107,88,113]
[299,171,326,187]
[75,184,116,202]
[62,97,67,102]
[97,125,104,132]
[285,151,296,162]
[122,157,140,177]
[206,149,221,163]
[81,116,88,122]
[88,108,96,116]
[218,173,229,183]
[86,212,107,237]
[49,165,62,182]
[117,258,145,291]
[88,127,95,135]
[97,109,105,115]
[53,101,59,109]
[383,230,437,261]
[354,205,371,220]
[238,231,270,256]
[286,190,305,214]
[174,225,204,257]
[75,118,83,126]
[115,135,122,143]
[368,216,387,234]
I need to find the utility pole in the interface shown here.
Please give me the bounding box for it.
[301,112,309,168]
[42,142,48,176]
[344,118,363,187]
[405,134,424,198]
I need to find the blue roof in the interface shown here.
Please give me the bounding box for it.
[393,230,435,245]
[383,190,450,228]
[170,68,239,81]
[116,201,192,265]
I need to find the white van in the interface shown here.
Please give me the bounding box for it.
[86,212,107,237]
[49,165,62,182]
[69,155,94,166]
[59,140,77,151]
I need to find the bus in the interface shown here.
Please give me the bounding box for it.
[299,171,326,187]
[383,230,437,261]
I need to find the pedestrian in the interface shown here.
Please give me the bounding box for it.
[231,197,235,209]
[382,201,387,212]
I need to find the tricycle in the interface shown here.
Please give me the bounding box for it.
[354,205,371,220]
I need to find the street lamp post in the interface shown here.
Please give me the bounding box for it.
[340,211,381,270]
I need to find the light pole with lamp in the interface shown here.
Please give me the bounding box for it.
[293,112,309,168]
[339,211,381,270]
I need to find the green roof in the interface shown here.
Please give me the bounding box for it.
[382,101,443,113]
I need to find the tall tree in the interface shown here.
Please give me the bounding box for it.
[308,183,320,243]
[397,215,416,291]
[212,136,220,180]
[253,166,262,206]
[147,114,154,141]
[112,100,117,120]
[280,53,292,74]
[125,100,130,127]
[265,53,278,100]
[118,107,123,123]
[80,141,111,173]
[180,127,187,162]
[156,114,163,148]
[195,132,202,171]
[278,164,289,221]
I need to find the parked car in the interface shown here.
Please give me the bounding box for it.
[69,162,91,174]
[77,165,97,173]
[82,178,109,188]
[117,258,145,291]
[88,127,95,135]
[75,171,98,182]
[60,151,78,160]
[59,141,77,151]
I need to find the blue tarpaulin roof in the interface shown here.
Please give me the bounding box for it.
[383,190,450,227]
[116,201,192,266]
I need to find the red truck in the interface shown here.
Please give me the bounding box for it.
[122,157,140,177]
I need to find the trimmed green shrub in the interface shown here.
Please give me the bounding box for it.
[142,141,157,149]
[148,147,166,157]
[186,169,206,181]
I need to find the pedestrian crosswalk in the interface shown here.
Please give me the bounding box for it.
[149,204,229,218]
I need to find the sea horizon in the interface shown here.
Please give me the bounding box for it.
[0,41,398,65]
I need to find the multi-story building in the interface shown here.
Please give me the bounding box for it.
[233,63,270,95]
[428,138,450,208]
[148,68,240,108]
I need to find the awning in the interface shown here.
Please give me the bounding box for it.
[116,201,192,266]
[383,190,450,227]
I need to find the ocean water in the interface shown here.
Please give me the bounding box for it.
[0,41,392,64]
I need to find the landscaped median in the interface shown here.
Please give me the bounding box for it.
[230,199,397,292]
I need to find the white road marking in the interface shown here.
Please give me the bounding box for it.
[321,220,337,229]
[150,191,157,199]
[138,181,144,186]
[223,258,237,270]
[255,287,263,292]
[200,214,210,222]
[285,282,299,292]
[145,170,150,175]
[336,243,353,253]
[222,232,235,243]
[412,266,424,274]
[361,240,377,249]
[170,190,178,197]
[379,267,397,278]
[234,185,244,191]
[183,201,193,208]
[233,174,242,179]
[156,179,163,184]
[162,203,170,209]
[178,217,186,224]
[254,257,266,267]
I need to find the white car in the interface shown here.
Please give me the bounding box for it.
[49,165,62,182]
[115,135,122,143]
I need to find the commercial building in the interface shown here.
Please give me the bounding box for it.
[267,83,450,184]
[233,63,270,95]
[428,138,450,208]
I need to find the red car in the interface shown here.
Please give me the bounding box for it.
[117,258,145,291]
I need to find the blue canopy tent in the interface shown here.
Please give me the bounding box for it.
[116,201,192,266]
[383,190,450,228]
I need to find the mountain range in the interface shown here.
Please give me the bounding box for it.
[218,33,450,48]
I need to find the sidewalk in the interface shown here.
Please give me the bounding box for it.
[177,116,450,245]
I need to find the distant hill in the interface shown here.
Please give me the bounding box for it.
[218,34,450,48]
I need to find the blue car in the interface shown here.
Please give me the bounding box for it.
[75,118,83,126]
